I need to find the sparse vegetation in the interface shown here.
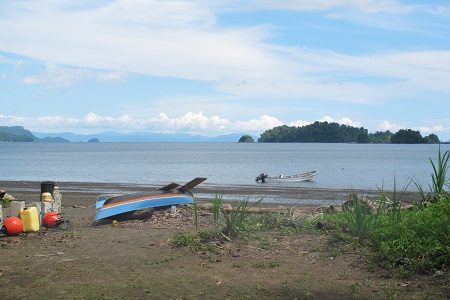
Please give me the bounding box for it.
[219,197,263,238]
[177,147,450,276]
[324,148,450,273]
[0,195,11,207]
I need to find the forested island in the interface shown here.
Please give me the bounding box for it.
[255,121,440,144]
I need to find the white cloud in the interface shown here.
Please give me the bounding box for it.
[319,116,361,127]
[289,120,312,127]
[0,1,274,82]
[0,114,26,124]
[0,112,284,135]
[250,0,411,14]
[434,5,450,15]
[21,65,128,88]
[417,125,445,136]
[0,0,447,104]
[378,121,449,138]
[234,115,284,133]
[379,120,402,132]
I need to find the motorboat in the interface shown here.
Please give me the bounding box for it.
[255,171,318,183]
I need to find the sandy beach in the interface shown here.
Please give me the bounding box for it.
[0,180,444,299]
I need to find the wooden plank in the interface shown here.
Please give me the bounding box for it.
[157,183,180,191]
[178,177,207,192]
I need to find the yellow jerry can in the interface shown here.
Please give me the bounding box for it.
[20,207,40,232]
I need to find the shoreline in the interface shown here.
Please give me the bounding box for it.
[1,180,423,208]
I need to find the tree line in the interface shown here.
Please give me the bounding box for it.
[253,121,440,144]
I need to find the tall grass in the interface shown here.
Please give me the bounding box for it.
[220,197,263,238]
[186,190,199,229]
[342,199,380,240]
[210,192,223,224]
[416,147,450,205]
[380,177,412,224]
[430,147,450,197]
[331,181,408,242]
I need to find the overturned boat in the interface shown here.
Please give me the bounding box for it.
[256,171,318,183]
[94,177,206,220]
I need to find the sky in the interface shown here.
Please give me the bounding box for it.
[0,1,449,140]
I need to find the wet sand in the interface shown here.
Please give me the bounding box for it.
[0,180,422,209]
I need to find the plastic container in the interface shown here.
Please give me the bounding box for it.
[20,207,40,232]
[40,181,55,195]
[41,192,53,202]
[53,187,62,213]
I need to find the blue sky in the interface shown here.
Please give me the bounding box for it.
[1,1,449,140]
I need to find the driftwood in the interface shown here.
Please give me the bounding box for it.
[0,191,15,201]
[342,192,414,213]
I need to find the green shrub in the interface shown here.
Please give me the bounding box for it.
[326,147,450,273]
[371,195,450,272]
[1,196,11,207]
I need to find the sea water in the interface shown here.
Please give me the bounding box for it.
[1,142,449,191]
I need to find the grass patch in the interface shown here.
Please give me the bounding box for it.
[325,148,450,274]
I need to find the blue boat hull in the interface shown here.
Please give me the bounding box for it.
[94,177,206,221]
[94,193,193,220]
[95,194,120,209]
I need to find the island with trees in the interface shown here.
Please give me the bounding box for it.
[254,121,440,144]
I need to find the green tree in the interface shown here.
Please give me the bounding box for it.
[368,131,393,143]
[422,133,440,144]
[357,132,369,143]
[391,129,423,144]
[238,135,254,143]
[258,121,367,143]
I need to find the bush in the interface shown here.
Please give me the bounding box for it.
[326,147,450,273]
[371,196,450,272]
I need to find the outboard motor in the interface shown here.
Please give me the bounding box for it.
[256,173,268,183]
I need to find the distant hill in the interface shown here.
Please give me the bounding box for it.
[0,126,69,142]
[0,126,39,142]
[31,131,258,142]
[1,125,257,142]
[0,126,36,142]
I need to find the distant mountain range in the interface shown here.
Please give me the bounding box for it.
[31,130,257,143]
[0,126,257,142]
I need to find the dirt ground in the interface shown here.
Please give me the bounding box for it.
[0,181,448,300]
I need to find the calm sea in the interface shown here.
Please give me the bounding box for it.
[2,142,449,192]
